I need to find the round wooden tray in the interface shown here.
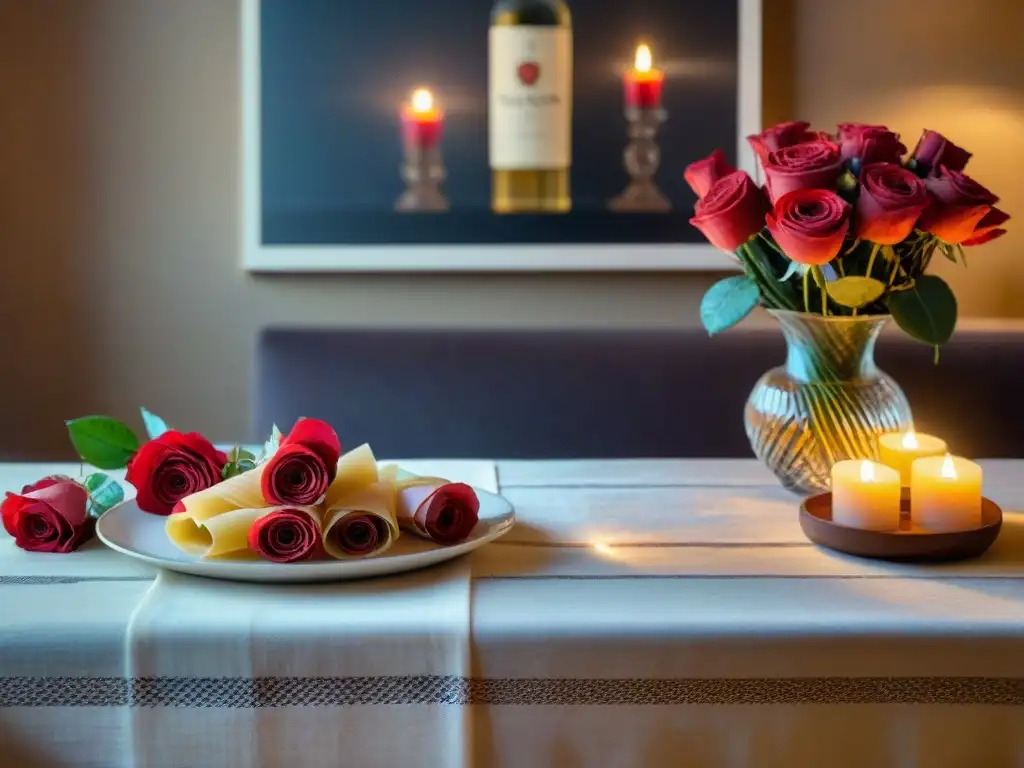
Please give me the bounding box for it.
[800,491,1003,562]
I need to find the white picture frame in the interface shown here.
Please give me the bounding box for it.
[240,0,761,273]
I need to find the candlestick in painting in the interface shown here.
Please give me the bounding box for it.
[830,459,901,531]
[877,430,947,486]
[396,87,449,212]
[910,454,983,532]
[609,44,671,212]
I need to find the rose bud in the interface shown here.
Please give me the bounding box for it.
[689,171,767,253]
[762,140,845,203]
[396,482,480,545]
[767,188,852,266]
[126,432,228,516]
[962,207,1010,247]
[918,168,1000,244]
[247,507,322,563]
[911,130,972,175]
[837,124,907,167]
[855,163,930,245]
[747,121,818,165]
[1,481,94,553]
[684,148,736,199]
[261,418,342,506]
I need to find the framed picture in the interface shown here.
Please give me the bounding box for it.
[242,0,761,272]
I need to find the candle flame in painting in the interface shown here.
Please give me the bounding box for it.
[941,454,958,480]
[859,460,875,483]
[634,44,653,73]
[410,88,434,114]
[901,430,919,449]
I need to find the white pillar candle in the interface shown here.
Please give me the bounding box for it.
[830,460,901,531]
[878,430,948,486]
[910,454,983,532]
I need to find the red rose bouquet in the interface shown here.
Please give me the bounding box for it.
[686,122,1008,353]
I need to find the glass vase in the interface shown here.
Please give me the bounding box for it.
[744,310,913,495]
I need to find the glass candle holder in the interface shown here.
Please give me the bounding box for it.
[608,106,671,212]
[395,144,449,213]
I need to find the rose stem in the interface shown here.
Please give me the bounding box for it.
[802,268,810,313]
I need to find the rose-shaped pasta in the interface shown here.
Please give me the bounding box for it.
[247,507,322,563]
[321,482,399,560]
[683,148,735,199]
[689,171,767,253]
[1,481,93,553]
[918,168,1000,244]
[766,189,851,266]
[910,129,972,175]
[855,163,930,245]
[763,141,844,203]
[165,465,267,553]
[397,483,480,545]
[261,418,342,506]
[125,431,227,516]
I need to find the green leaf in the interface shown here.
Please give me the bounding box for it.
[139,407,170,440]
[700,275,760,336]
[237,449,256,462]
[886,274,958,346]
[222,461,238,480]
[66,416,140,470]
[236,458,257,473]
[941,243,958,263]
[82,472,126,519]
[825,276,887,308]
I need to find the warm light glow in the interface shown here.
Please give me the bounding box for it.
[592,542,615,556]
[410,88,434,114]
[901,430,919,450]
[634,44,653,73]
[859,460,875,483]
[941,454,958,480]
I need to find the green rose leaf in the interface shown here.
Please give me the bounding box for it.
[700,275,760,336]
[886,274,958,346]
[82,472,126,519]
[139,406,171,440]
[222,461,239,480]
[825,276,887,308]
[66,416,140,470]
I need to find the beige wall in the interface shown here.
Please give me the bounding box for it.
[0,0,1021,458]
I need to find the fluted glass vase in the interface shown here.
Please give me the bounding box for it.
[744,310,913,495]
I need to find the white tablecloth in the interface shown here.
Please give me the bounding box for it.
[2,459,1024,767]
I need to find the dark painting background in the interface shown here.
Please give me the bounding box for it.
[259,0,740,245]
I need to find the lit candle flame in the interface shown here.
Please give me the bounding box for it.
[410,88,434,115]
[941,454,958,480]
[634,44,653,74]
[859,460,875,483]
[901,430,919,450]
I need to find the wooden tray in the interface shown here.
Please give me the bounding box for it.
[800,491,1003,563]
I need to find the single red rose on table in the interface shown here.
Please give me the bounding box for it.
[911,130,972,174]
[762,141,844,203]
[746,121,820,165]
[126,431,228,516]
[1,481,93,553]
[689,171,767,253]
[767,188,852,266]
[261,418,342,506]
[855,163,930,245]
[918,168,1000,244]
[837,123,907,166]
[397,483,480,545]
[247,507,321,563]
[684,148,735,199]
[962,208,1010,247]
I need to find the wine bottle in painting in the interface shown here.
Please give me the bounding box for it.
[489,0,573,214]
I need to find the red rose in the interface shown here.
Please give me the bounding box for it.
[684,148,735,199]
[747,121,818,165]
[918,168,999,244]
[247,507,321,563]
[837,124,906,166]
[327,514,387,556]
[763,140,844,203]
[261,418,342,506]
[1,482,93,553]
[855,163,930,245]
[126,431,228,516]
[911,130,972,174]
[766,188,852,266]
[962,207,1010,247]
[399,483,480,545]
[689,171,767,252]
[3,475,74,536]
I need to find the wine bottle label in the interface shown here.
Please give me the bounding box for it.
[488,26,572,170]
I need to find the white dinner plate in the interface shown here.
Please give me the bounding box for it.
[96,488,515,583]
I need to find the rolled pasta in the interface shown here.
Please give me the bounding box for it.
[168,505,322,560]
[321,482,399,559]
[380,465,480,545]
[165,465,266,553]
[323,443,380,510]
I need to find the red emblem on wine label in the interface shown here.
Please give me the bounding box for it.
[517,61,540,86]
